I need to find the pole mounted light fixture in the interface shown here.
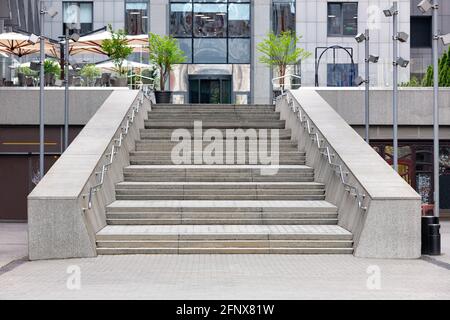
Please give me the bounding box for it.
[417,0,442,245]
[383,5,397,17]
[37,1,58,181]
[395,57,410,68]
[396,31,409,43]
[354,29,378,144]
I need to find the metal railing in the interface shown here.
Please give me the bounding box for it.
[271,74,302,95]
[282,91,367,212]
[82,87,150,211]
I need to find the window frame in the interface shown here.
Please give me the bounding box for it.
[169,0,251,65]
[272,0,296,35]
[124,0,149,35]
[327,2,358,37]
[62,1,94,36]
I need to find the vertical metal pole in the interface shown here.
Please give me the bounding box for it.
[64,28,69,151]
[392,1,399,172]
[39,0,45,179]
[432,0,440,217]
[365,28,370,144]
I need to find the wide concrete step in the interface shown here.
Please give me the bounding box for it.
[147,113,281,120]
[96,247,354,254]
[96,225,353,254]
[122,165,315,182]
[106,200,337,213]
[140,129,293,140]
[134,140,299,151]
[115,181,325,201]
[151,104,275,111]
[96,225,352,241]
[144,120,286,129]
[129,156,305,165]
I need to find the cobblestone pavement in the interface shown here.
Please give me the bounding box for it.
[0,222,449,300]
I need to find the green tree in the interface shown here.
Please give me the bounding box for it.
[43,59,60,78]
[101,25,133,76]
[257,31,311,89]
[80,64,101,86]
[421,46,450,87]
[148,33,186,91]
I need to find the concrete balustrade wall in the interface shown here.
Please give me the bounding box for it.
[277,88,422,259]
[27,90,150,260]
[0,88,122,125]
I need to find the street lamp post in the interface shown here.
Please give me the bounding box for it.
[417,0,450,219]
[38,1,58,180]
[383,2,409,172]
[39,0,45,180]
[355,29,379,144]
[62,29,79,151]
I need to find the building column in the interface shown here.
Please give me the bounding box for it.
[252,0,272,104]
[150,0,169,36]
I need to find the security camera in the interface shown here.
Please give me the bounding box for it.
[368,55,379,63]
[70,33,80,42]
[355,32,366,43]
[396,57,410,68]
[396,32,409,43]
[383,5,397,17]
[28,34,39,44]
[417,0,433,14]
[355,76,367,86]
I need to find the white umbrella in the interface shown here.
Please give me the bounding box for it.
[95,59,151,72]
[70,31,148,55]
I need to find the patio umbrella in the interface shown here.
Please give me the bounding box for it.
[70,31,148,55]
[0,32,58,58]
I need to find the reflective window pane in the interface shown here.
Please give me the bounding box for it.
[125,1,148,35]
[228,38,250,63]
[193,38,227,63]
[342,3,358,36]
[272,0,296,34]
[327,2,358,36]
[177,38,193,63]
[63,2,93,35]
[170,3,193,37]
[193,4,227,37]
[327,3,341,36]
[228,3,250,37]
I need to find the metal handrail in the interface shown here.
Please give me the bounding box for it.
[83,88,147,211]
[283,91,367,212]
[271,74,302,95]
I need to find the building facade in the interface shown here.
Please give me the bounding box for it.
[30,0,411,104]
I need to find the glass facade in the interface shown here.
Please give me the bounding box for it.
[63,2,93,35]
[327,2,358,36]
[272,0,296,35]
[326,63,357,87]
[125,0,149,35]
[169,0,251,64]
[372,142,450,211]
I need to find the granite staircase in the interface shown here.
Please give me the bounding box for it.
[96,104,353,254]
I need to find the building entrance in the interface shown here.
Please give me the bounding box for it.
[188,75,232,104]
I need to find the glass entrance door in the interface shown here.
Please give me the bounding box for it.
[189,75,232,104]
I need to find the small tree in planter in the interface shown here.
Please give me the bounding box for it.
[257,31,310,95]
[148,33,186,103]
[101,25,133,86]
[80,64,101,86]
[43,59,61,86]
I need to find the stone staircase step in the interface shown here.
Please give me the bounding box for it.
[95,247,354,254]
[96,225,352,241]
[97,239,352,249]
[144,120,286,129]
[123,165,315,182]
[140,129,293,140]
[105,200,338,213]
